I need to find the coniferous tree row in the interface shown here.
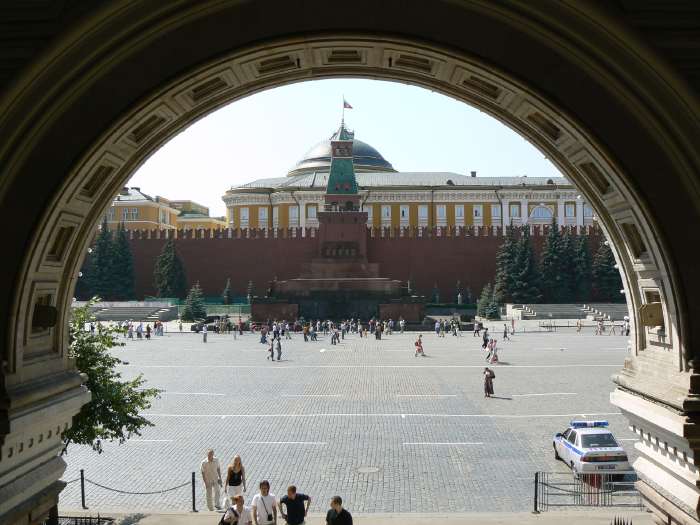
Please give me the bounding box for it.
[572,235,593,302]
[509,226,542,304]
[75,220,136,301]
[592,241,625,302]
[153,239,188,299]
[540,219,569,303]
[493,225,518,304]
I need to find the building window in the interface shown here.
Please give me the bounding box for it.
[530,206,553,219]
[240,207,249,222]
[258,207,268,224]
[107,208,115,221]
[436,205,446,219]
[565,203,575,217]
[400,205,409,219]
[418,205,428,220]
[121,208,129,221]
[364,205,373,222]
[473,205,483,218]
[307,204,317,219]
[491,204,501,218]
[289,206,299,223]
[455,205,464,218]
[381,205,391,219]
[583,204,594,217]
[509,203,520,218]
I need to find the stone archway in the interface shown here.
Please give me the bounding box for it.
[0,2,698,524]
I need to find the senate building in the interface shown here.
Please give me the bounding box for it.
[222,121,596,232]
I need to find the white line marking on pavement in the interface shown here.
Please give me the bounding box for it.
[246,441,327,445]
[129,439,174,442]
[163,392,225,396]
[397,394,457,397]
[511,393,577,397]
[142,412,623,419]
[403,442,483,446]
[123,364,621,369]
[618,438,640,441]
[282,394,342,397]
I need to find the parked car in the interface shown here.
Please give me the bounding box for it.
[553,420,632,477]
[190,315,221,333]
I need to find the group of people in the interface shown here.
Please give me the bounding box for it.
[433,318,461,337]
[201,450,352,524]
[120,319,166,340]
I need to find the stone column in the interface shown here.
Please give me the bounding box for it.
[502,199,510,228]
[557,199,565,226]
[299,201,306,237]
[520,199,528,224]
[576,200,584,226]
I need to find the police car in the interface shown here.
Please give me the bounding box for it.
[553,420,631,475]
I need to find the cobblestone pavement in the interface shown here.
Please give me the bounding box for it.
[59,326,637,514]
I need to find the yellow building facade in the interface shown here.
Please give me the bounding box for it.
[105,188,226,231]
[223,125,595,231]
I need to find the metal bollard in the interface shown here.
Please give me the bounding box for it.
[80,469,87,509]
[533,471,539,514]
[191,471,197,512]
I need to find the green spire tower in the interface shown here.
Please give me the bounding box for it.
[325,119,359,208]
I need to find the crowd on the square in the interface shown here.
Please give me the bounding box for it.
[200,449,352,525]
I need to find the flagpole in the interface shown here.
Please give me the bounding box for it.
[341,94,345,124]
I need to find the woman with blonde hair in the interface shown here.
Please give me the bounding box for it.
[224,455,246,507]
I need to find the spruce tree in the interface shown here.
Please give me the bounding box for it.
[477,282,493,317]
[510,226,542,304]
[493,224,518,303]
[572,235,593,302]
[592,241,623,302]
[222,278,233,305]
[90,218,116,300]
[112,223,135,300]
[181,281,207,321]
[540,219,568,303]
[153,239,187,299]
[75,250,96,300]
[558,227,577,302]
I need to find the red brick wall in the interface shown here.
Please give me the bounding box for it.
[128,227,602,300]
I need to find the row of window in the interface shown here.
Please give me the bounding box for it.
[237,203,594,223]
[106,207,139,221]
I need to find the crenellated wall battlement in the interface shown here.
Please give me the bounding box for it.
[127,224,599,240]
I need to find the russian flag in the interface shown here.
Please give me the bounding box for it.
[343,99,353,109]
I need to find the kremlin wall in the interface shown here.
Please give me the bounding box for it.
[126,224,602,301]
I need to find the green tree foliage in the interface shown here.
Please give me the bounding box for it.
[85,218,117,300]
[540,220,570,303]
[74,250,96,300]
[510,226,542,303]
[222,278,233,305]
[592,241,624,302]
[572,235,593,302]
[181,281,207,321]
[153,239,187,299]
[112,223,135,300]
[493,225,518,303]
[477,282,500,319]
[62,301,159,454]
[558,227,577,302]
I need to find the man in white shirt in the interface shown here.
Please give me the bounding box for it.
[224,494,253,524]
[200,449,222,511]
[251,480,277,525]
[202,323,208,343]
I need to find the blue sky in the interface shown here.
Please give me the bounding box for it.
[128,79,562,217]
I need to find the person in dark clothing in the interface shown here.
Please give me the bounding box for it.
[278,485,310,525]
[326,495,352,525]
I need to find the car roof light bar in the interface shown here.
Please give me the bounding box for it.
[570,420,609,428]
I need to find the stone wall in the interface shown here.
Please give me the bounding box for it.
[127,226,602,301]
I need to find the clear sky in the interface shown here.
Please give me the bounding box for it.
[128,79,562,217]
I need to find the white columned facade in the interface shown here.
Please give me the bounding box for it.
[502,200,510,228]
[557,200,565,226]
[575,200,584,227]
[520,199,528,224]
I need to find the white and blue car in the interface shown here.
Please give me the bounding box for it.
[553,420,632,475]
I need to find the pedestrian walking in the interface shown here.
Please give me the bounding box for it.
[223,494,253,524]
[251,480,277,525]
[487,339,499,364]
[279,485,311,525]
[481,328,489,349]
[473,321,480,337]
[576,319,582,333]
[145,324,151,340]
[202,323,208,343]
[326,495,352,525]
[399,318,405,334]
[483,367,495,398]
[224,455,246,507]
[275,337,282,361]
[434,320,440,336]
[136,322,143,339]
[624,317,630,336]
[414,334,425,357]
[511,318,515,335]
[502,323,509,341]
[201,449,222,511]
[179,320,183,332]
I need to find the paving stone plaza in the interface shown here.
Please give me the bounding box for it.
[58,324,638,514]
